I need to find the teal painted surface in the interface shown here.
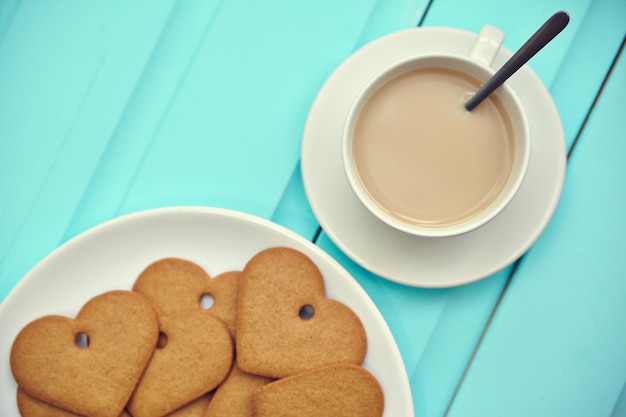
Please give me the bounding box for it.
[448,46,626,417]
[549,0,626,149]
[0,0,173,256]
[0,0,428,301]
[0,0,19,40]
[270,161,319,240]
[0,0,177,299]
[114,0,373,216]
[61,0,226,241]
[0,1,624,417]
[611,382,626,417]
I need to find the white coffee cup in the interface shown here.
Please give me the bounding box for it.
[342,25,530,238]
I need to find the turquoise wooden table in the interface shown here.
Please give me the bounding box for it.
[1,0,625,416]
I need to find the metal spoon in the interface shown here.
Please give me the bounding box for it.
[465,11,570,111]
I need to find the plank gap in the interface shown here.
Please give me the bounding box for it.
[417,0,435,27]
[443,256,524,417]
[312,226,323,243]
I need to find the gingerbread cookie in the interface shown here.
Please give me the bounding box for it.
[17,389,134,417]
[167,392,213,417]
[203,364,273,417]
[10,290,159,417]
[127,310,233,417]
[252,364,384,417]
[236,247,367,378]
[17,388,82,417]
[133,258,240,335]
[18,384,211,417]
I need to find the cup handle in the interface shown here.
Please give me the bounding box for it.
[469,25,505,68]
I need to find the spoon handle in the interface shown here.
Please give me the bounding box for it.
[465,11,570,111]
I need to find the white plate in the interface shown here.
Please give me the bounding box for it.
[301,27,566,288]
[0,207,412,416]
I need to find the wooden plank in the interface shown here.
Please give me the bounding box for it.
[61,0,225,240]
[0,0,176,301]
[0,0,19,40]
[447,43,626,417]
[115,0,376,220]
[0,0,427,302]
[271,0,430,237]
[549,0,626,149]
[611,382,626,417]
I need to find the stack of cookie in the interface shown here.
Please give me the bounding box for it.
[10,247,384,417]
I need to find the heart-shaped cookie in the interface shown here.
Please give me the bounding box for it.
[204,364,274,417]
[17,388,82,417]
[167,392,213,417]
[252,364,384,417]
[17,386,212,417]
[10,290,159,417]
[127,309,233,417]
[133,258,240,335]
[236,247,367,378]
[16,388,133,417]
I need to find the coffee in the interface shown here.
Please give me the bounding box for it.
[351,67,515,228]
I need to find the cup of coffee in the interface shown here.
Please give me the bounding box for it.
[342,25,530,238]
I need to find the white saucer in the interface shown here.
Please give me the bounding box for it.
[301,27,566,288]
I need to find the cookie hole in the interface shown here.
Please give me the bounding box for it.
[157,332,168,349]
[199,293,214,310]
[298,304,315,320]
[75,332,89,349]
